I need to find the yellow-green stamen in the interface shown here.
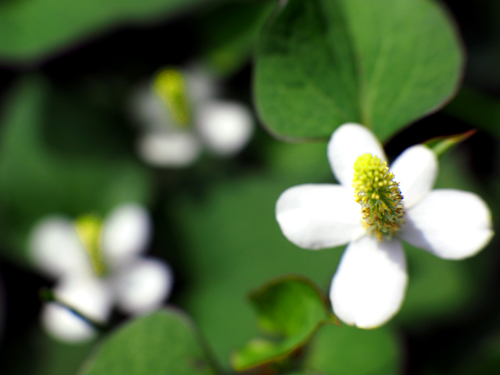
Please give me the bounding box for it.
[352,153,404,241]
[153,68,191,127]
[75,214,106,276]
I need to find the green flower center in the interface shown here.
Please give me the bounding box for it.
[153,68,191,127]
[352,153,404,241]
[75,214,106,276]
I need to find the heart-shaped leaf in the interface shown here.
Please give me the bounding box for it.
[254,0,463,141]
[232,276,338,371]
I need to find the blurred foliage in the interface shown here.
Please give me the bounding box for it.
[0,0,206,63]
[0,0,498,374]
[456,0,500,90]
[199,0,274,77]
[444,88,500,138]
[398,242,474,329]
[0,281,3,340]
[79,309,218,375]
[0,77,151,263]
[452,332,500,375]
[1,327,94,375]
[166,159,403,370]
[304,324,401,375]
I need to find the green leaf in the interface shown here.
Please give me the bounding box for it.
[304,324,401,375]
[423,130,476,157]
[0,77,151,262]
[167,174,342,369]
[232,276,338,370]
[251,276,339,336]
[0,0,204,63]
[166,165,401,370]
[199,0,275,76]
[254,0,463,141]
[79,309,218,375]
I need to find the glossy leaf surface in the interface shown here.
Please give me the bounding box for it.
[255,0,463,141]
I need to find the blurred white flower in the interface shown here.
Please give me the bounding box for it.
[131,65,254,167]
[30,203,173,343]
[276,123,493,329]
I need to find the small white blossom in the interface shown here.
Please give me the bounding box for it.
[30,203,173,343]
[131,65,254,167]
[276,123,493,328]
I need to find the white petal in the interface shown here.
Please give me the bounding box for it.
[330,236,408,328]
[30,217,93,279]
[41,303,98,343]
[276,184,363,250]
[328,123,386,187]
[196,100,253,155]
[136,131,202,168]
[390,145,437,209]
[112,257,173,315]
[129,84,174,133]
[401,189,493,259]
[56,276,112,321]
[102,203,152,267]
[184,64,219,104]
[42,276,112,343]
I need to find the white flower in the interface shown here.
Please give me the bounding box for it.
[30,203,173,343]
[131,65,254,167]
[276,123,493,329]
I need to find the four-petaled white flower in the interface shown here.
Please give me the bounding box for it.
[276,123,493,329]
[30,203,173,343]
[131,65,254,168]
